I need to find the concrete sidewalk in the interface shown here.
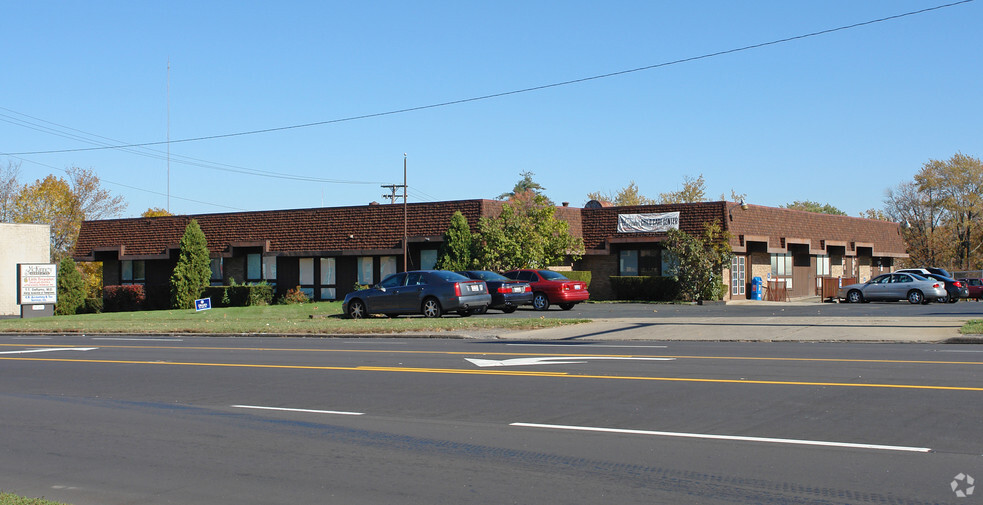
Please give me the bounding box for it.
[494,316,978,343]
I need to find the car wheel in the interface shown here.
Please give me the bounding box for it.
[847,290,863,304]
[501,306,517,314]
[347,299,366,319]
[559,303,575,310]
[457,309,472,317]
[949,294,959,304]
[532,293,550,311]
[938,294,949,303]
[422,297,443,318]
[470,306,487,315]
[907,290,924,305]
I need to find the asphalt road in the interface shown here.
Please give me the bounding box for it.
[482,298,983,319]
[1,335,981,504]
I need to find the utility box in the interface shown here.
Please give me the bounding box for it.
[751,276,763,300]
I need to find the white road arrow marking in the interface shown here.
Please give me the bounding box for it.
[465,356,675,367]
[0,347,98,355]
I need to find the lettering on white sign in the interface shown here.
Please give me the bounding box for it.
[18,263,57,305]
[617,212,680,233]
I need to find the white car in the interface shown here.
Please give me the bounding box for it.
[838,273,947,304]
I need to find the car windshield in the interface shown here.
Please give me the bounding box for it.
[539,270,570,281]
[429,270,469,282]
[466,271,509,281]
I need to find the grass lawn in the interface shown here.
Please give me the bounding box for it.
[0,493,70,505]
[0,302,589,335]
[960,319,983,334]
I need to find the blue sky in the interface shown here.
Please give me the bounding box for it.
[2,1,979,218]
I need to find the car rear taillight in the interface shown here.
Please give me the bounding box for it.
[498,286,511,294]
[525,285,532,292]
[454,282,462,296]
[954,281,963,288]
[562,283,570,291]
[933,283,942,288]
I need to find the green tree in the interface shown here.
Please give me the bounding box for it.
[435,211,475,271]
[55,257,86,316]
[781,200,846,215]
[475,190,583,271]
[587,181,656,206]
[497,171,551,203]
[663,221,733,301]
[170,219,212,309]
[659,174,707,204]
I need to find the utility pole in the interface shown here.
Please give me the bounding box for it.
[379,155,409,271]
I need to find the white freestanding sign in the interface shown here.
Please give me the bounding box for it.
[18,263,57,318]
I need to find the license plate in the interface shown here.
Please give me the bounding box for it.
[512,287,523,293]
[573,285,581,290]
[469,284,480,292]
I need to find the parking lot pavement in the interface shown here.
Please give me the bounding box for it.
[486,299,982,343]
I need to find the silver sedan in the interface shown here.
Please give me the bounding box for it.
[838,272,947,304]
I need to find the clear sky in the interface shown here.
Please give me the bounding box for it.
[2,1,979,218]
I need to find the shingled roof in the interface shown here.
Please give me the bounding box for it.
[74,199,502,260]
[726,202,907,257]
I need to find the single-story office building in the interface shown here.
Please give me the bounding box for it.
[74,199,907,303]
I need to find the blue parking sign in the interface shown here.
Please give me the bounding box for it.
[195,297,212,311]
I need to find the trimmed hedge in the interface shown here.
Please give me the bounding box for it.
[202,284,274,307]
[609,276,681,301]
[561,270,592,288]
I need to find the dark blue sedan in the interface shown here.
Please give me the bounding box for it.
[457,270,532,313]
[343,270,490,318]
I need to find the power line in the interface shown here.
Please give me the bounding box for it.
[0,0,972,157]
[0,108,384,185]
[8,155,245,211]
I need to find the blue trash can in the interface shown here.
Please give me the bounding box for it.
[751,276,763,300]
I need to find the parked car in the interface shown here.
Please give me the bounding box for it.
[923,273,968,303]
[456,270,533,313]
[837,272,946,304]
[342,270,491,319]
[896,267,953,278]
[502,269,589,310]
[959,278,983,301]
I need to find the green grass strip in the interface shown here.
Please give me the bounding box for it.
[0,302,588,335]
[0,493,71,505]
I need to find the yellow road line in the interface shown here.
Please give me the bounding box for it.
[0,343,980,366]
[2,356,981,391]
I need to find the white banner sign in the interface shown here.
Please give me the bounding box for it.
[617,212,680,233]
[19,263,57,304]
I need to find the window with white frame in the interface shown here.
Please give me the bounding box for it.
[661,250,679,277]
[210,258,223,285]
[357,257,374,285]
[121,260,145,284]
[299,258,315,298]
[731,256,746,296]
[320,257,336,300]
[246,254,262,281]
[420,249,437,270]
[619,250,638,276]
[770,253,792,277]
[380,256,397,279]
[816,255,830,276]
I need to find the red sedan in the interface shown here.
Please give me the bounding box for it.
[503,269,589,310]
[959,278,983,301]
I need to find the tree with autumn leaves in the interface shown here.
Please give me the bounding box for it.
[883,153,983,271]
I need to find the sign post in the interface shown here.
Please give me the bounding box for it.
[17,263,57,319]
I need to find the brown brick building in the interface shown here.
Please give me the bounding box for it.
[74,199,907,302]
